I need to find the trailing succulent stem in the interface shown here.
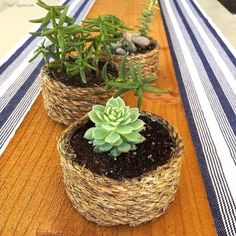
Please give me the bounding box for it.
[137,0,159,36]
[84,97,145,157]
[103,56,167,109]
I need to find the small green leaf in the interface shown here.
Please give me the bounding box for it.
[116,125,133,134]
[105,106,112,115]
[129,59,138,82]
[55,5,66,10]
[120,117,131,126]
[98,143,113,152]
[29,50,42,62]
[137,87,143,109]
[129,108,140,122]
[45,34,56,44]
[64,16,76,25]
[29,17,44,23]
[64,41,84,47]
[41,28,57,36]
[84,62,97,71]
[122,132,145,144]
[29,32,42,37]
[109,114,116,121]
[106,81,137,89]
[113,138,123,146]
[107,97,119,108]
[116,97,125,107]
[110,121,120,126]
[102,62,108,82]
[93,128,109,140]
[41,12,51,27]
[48,63,62,69]
[59,5,69,26]
[143,84,168,94]
[58,32,65,51]
[105,131,120,144]
[93,139,106,146]
[103,114,110,122]
[101,124,114,131]
[84,128,95,140]
[95,111,105,121]
[36,0,51,10]
[63,25,82,34]
[130,119,145,130]
[92,105,105,113]
[142,77,157,83]
[118,142,131,153]
[88,111,103,124]
[110,148,121,157]
[119,55,127,79]
[79,69,86,83]
[137,60,142,81]
[103,42,112,59]
[113,88,129,98]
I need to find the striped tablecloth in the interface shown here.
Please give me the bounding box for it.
[0,0,236,235]
[160,0,236,235]
[0,0,95,155]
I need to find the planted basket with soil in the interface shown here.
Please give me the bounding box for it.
[39,61,116,126]
[57,97,183,226]
[30,1,128,126]
[110,0,160,76]
[111,33,160,77]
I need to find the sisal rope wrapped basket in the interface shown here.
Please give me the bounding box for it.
[112,43,160,77]
[39,66,113,126]
[57,112,184,226]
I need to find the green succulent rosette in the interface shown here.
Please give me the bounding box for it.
[84,97,145,157]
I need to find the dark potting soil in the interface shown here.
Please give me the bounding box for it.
[48,61,118,88]
[70,115,176,180]
[113,38,157,55]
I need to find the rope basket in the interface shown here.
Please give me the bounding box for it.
[57,112,184,226]
[39,66,113,126]
[112,43,160,77]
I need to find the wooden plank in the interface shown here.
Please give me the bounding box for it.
[0,0,217,235]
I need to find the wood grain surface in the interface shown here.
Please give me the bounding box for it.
[0,0,217,235]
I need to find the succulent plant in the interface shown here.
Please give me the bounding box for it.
[111,32,151,55]
[137,0,159,36]
[30,2,131,83]
[103,56,167,109]
[84,97,145,157]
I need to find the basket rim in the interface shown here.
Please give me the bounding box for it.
[40,65,107,92]
[57,111,184,183]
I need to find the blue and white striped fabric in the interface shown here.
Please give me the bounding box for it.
[0,0,95,156]
[160,0,236,235]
